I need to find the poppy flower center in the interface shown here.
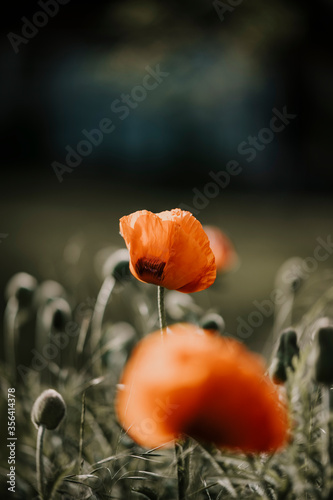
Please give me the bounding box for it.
[135,257,166,281]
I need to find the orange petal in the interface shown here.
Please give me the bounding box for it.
[204,225,238,273]
[115,324,289,452]
[119,210,216,292]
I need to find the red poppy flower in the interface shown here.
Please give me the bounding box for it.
[204,225,238,273]
[119,209,216,293]
[116,324,289,452]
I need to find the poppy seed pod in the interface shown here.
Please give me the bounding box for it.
[314,326,333,385]
[31,389,66,430]
[5,272,37,308]
[270,329,299,384]
[199,313,225,335]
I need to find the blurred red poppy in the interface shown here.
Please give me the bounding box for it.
[116,324,289,452]
[203,225,238,273]
[119,209,216,293]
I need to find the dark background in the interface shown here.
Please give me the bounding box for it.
[1,0,333,352]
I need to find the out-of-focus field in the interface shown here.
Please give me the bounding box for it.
[2,183,333,355]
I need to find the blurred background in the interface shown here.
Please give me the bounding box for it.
[1,0,333,352]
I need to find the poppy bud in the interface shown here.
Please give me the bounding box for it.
[270,329,299,384]
[41,298,72,332]
[31,389,66,430]
[310,317,332,341]
[314,326,333,385]
[52,301,72,331]
[199,313,225,335]
[5,272,37,308]
[102,249,131,283]
[276,257,305,293]
[34,280,67,308]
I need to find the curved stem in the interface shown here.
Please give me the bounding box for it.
[90,276,116,372]
[36,425,45,500]
[157,286,167,335]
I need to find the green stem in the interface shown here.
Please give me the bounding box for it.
[158,286,188,495]
[157,286,167,334]
[36,425,45,500]
[175,439,189,500]
[78,391,86,475]
[90,276,116,373]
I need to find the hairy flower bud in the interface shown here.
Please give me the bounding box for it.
[5,272,37,308]
[270,329,299,384]
[314,326,333,385]
[31,389,66,430]
[41,298,72,332]
[276,257,305,293]
[102,249,131,283]
[199,313,225,335]
[33,281,67,309]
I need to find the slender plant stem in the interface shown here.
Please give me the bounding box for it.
[157,286,167,334]
[158,286,189,497]
[175,440,187,500]
[90,276,116,372]
[78,391,86,475]
[36,425,46,500]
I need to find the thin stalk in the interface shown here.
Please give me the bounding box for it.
[322,386,333,499]
[36,425,46,500]
[175,440,189,500]
[78,391,86,475]
[157,286,167,334]
[158,286,189,497]
[90,276,116,372]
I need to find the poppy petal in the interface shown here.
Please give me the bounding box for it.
[120,211,173,286]
[119,209,216,292]
[204,225,238,273]
[116,324,289,452]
